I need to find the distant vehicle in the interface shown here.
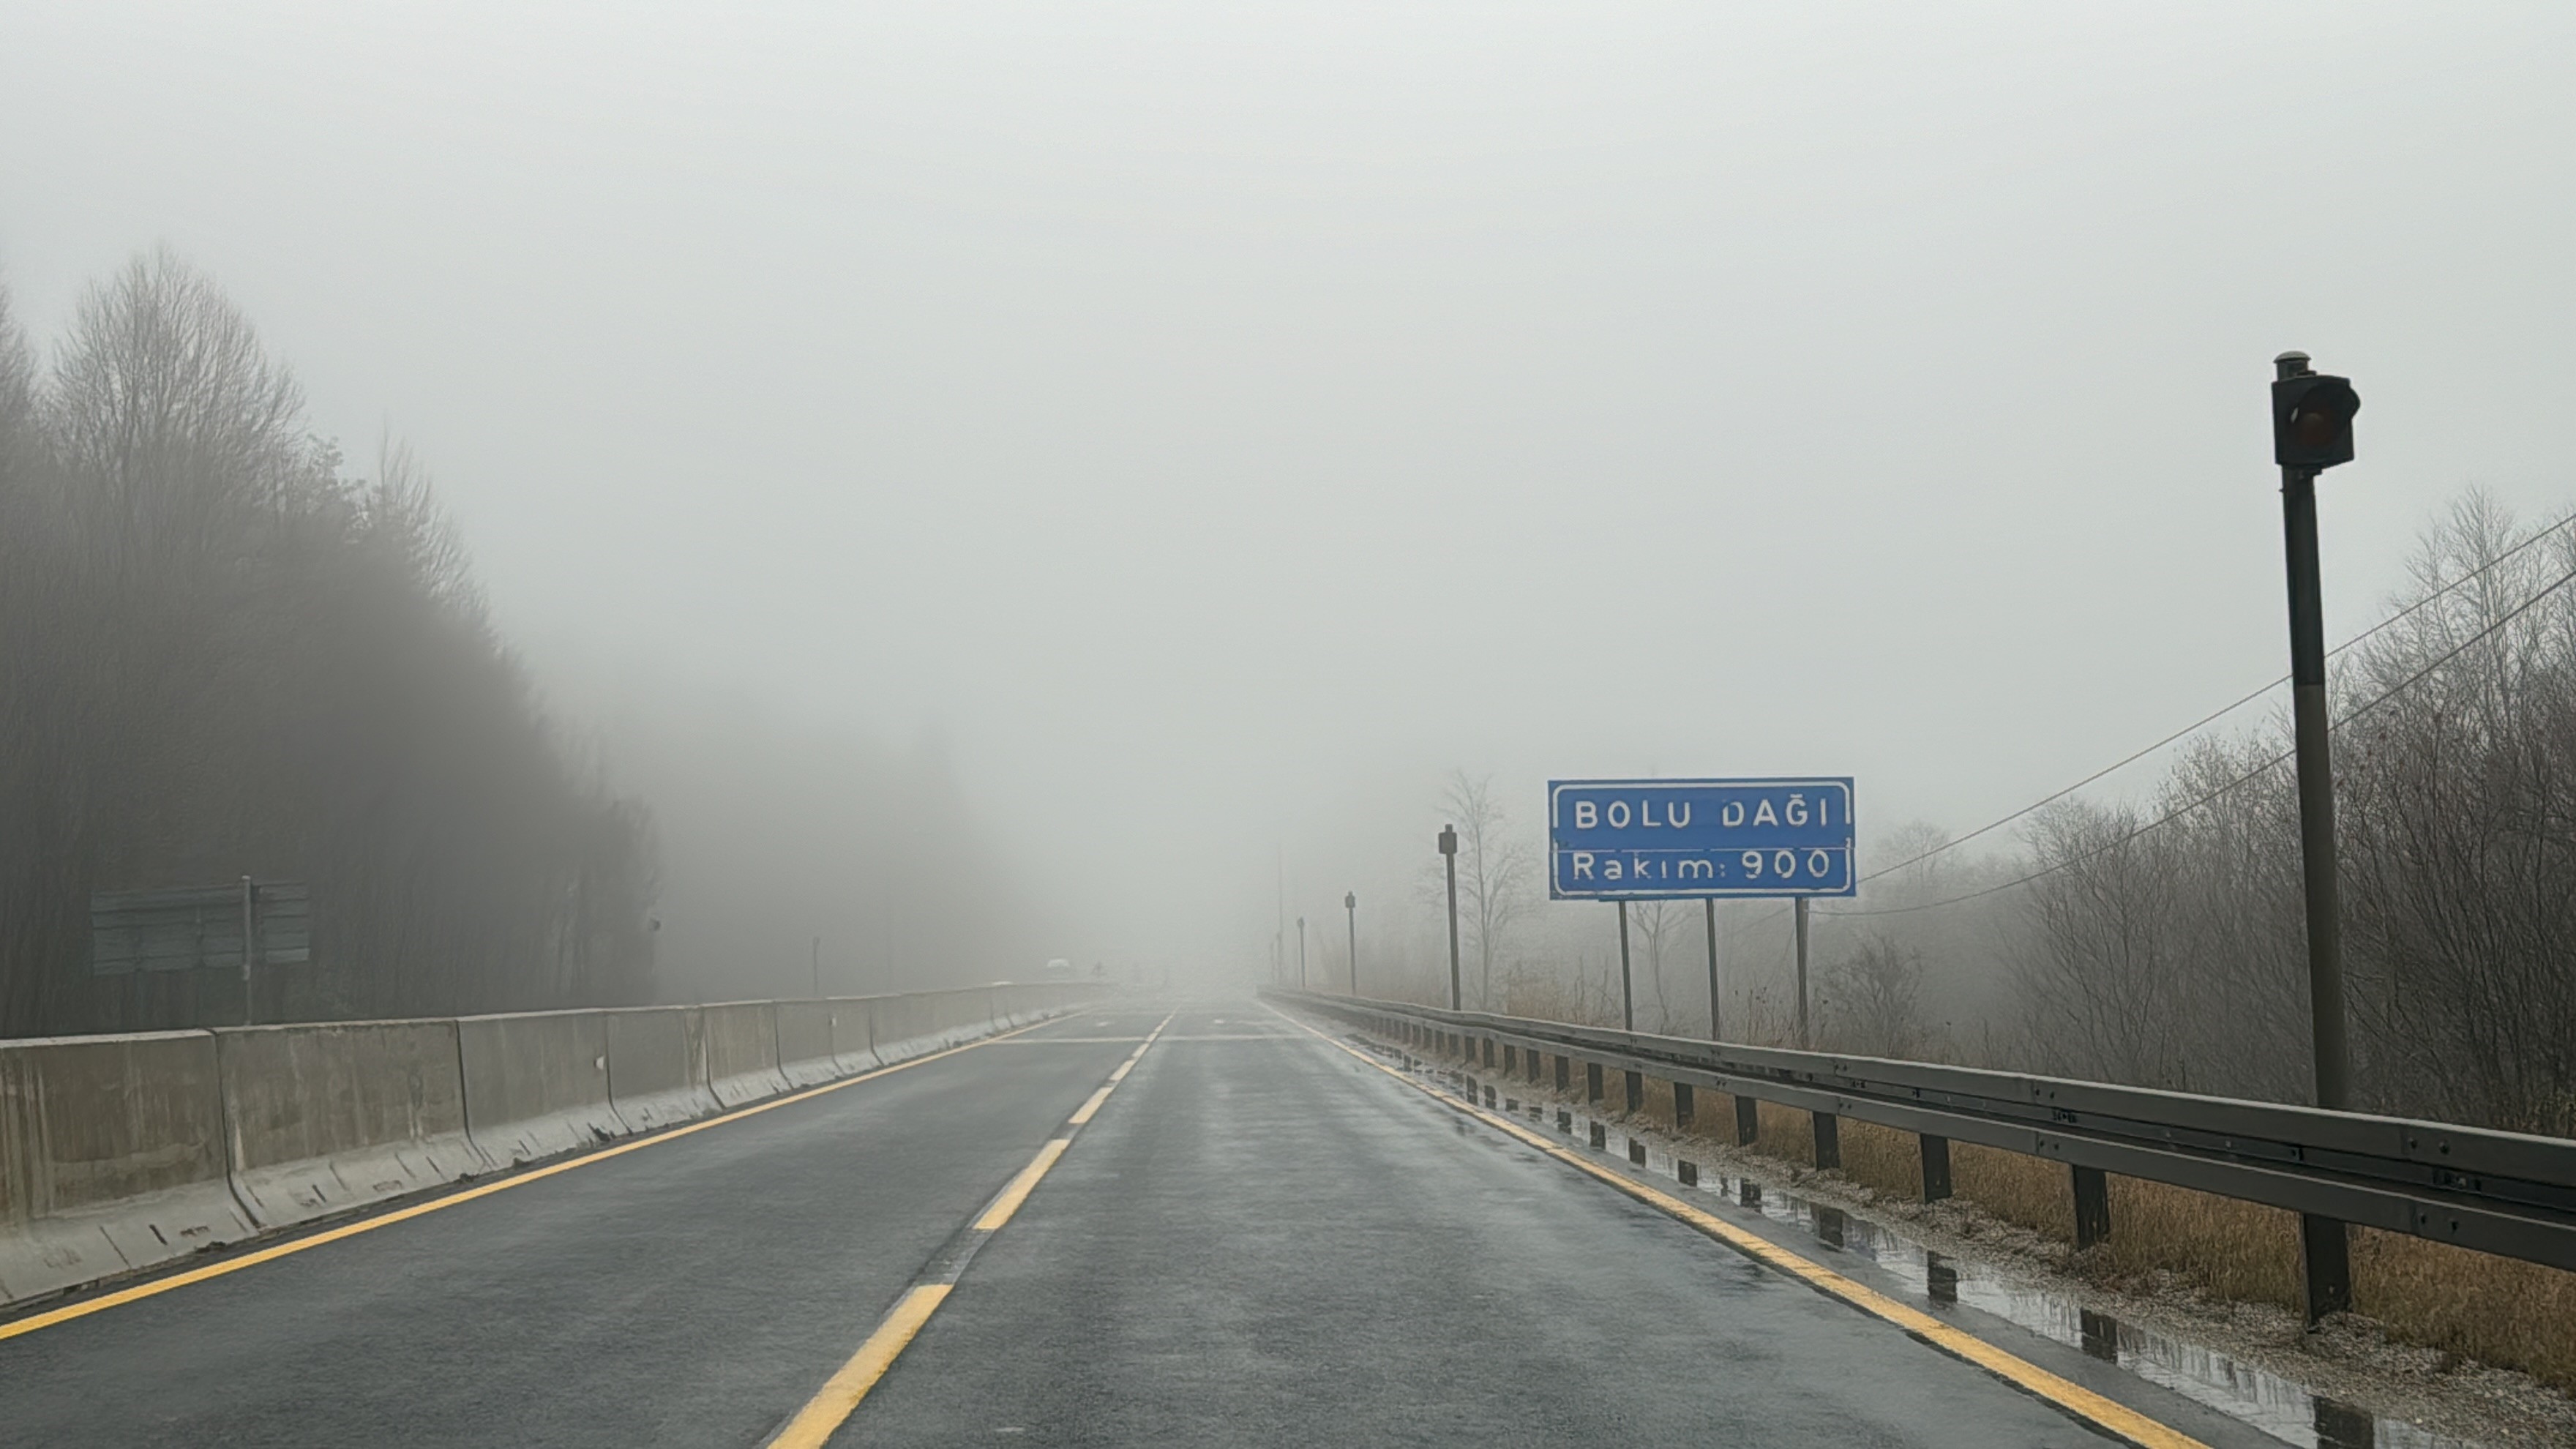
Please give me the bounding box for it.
[1041,958,1076,981]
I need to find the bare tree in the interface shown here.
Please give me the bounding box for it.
[1432,769,1537,1009]
[1628,899,1683,1032]
[1824,935,1926,1057]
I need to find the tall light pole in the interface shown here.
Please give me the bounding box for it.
[1344,891,1358,997]
[2271,349,2362,1323]
[1438,825,1461,1011]
[1296,916,1306,989]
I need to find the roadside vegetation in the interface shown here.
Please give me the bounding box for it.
[1322,501,2576,1390]
[0,252,1035,1035]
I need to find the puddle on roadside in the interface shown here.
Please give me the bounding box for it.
[1418,1058,2474,1449]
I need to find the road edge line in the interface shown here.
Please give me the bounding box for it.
[1266,1003,2211,1449]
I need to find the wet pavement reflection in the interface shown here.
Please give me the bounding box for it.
[1413,1053,2476,1449]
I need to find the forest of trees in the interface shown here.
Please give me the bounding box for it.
[1359,496,2576,1138]
[0,252,1044,1037]
[0,253,658,1034]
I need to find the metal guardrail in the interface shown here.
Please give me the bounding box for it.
[1266,988,2576,1281]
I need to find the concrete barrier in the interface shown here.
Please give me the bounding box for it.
[214,1020,487,1229]
[866,992,942,1065]
[827,997,882,1073]
[774,1000,847,1088]
[0,1030,257,1305]
[603,1007,719,1132]
[702,1003,789,1107]
[989,986,1025,1030]
[455,1011,625,1166]
[2,986,1096,1308]
[930,987,997,1048]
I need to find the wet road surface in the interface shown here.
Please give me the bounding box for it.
[0,1000,2272,1447]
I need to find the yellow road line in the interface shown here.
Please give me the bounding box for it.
[973,1139,1072,1231]
[1068,1085,1116,1125]
[765,1283,954,1449]
[0,1014,1093,1344]
[763,1010,1175,1447]
[1268,1006,2210,1449]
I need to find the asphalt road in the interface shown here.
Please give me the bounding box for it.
[0,1000,2272,1448]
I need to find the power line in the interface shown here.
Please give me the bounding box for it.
[1848,507,2576,890]
[1821,553,2576,918]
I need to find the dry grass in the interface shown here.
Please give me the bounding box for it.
[1478,1041,2576,1390]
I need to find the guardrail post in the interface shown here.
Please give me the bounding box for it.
[1622,1070,1642,1115]
[1585,1062,1604,1103]
[1673,1083,1694,1128]
[1734,1094,1759,1147]
[1482,1038,1495,1068]
[1920,1134,1953,1202]
[1811,1110,1841,1170]
[1526,1050,1540,1085]
[2302,1213,2353,1322]
[2072,1166,2111,1249]
[1554,1055,1569,1091]
[1502,1044,1516,1074]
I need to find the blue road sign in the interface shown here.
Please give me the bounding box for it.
[1547,778,1856,899]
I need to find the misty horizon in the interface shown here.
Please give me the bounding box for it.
[7,1,2572,986]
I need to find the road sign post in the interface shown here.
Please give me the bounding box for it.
[1616,901,1633,1031]
[1794,898,1811,1049]
[1703,899,1721,1041]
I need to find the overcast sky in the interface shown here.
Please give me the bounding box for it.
[6,2,2572,973]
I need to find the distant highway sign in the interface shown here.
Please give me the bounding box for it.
[1546,778,1855,899]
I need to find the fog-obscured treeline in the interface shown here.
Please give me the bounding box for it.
[0,253,1037,1035]
[0,252,656,1033]
[585,693,1045,1008]
[1330,495,2576,1137]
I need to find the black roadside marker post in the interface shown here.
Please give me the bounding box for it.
[2272,350,2362,1325]
[1439,825,1461,1011]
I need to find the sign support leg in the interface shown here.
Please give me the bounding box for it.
[1704,898,1721,1041]
[1615,901,1633,1032]
[1794,897,1811,1049]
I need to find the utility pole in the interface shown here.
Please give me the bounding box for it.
[1794,898,1811,1049]
[1704,898,1722,1041]
[1439,825,1461,1011]
[1344,891,1358,997]
[1615,901,1634,1031]
[1297,916,1307,989]
[2271,349,2363,1322]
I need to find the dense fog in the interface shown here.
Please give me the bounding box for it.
[4,4,2573,1097]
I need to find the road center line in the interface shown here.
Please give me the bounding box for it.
[1265,1004,2210,1449]
[763,1011,1175,1449]
[0,1011,1130,1344]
